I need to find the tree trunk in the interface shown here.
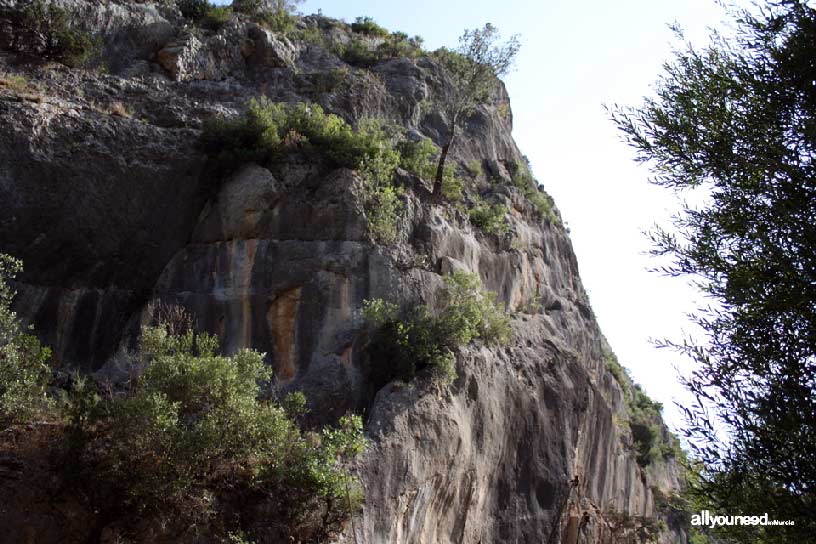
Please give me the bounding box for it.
[433,119,457,197]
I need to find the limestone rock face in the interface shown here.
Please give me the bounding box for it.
[157,21,248,81]
[0,2,689,542]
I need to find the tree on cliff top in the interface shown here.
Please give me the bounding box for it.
[612,1,816,540]
[432,24,520,196]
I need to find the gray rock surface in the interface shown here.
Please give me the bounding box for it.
[0,2,689,542]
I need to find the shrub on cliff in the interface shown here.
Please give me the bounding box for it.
[628,385,664,467]
[350,16,388,38]
[178,0,232,31]
[17,1,98,67]
[508,160,556,223]
[62,321,365,540]
[468,195,509,236]
[177,0,210,20]
[336,25,424,66]
[363,271,510,386]
[397,137,462,198]
[604,351,676,468]
[233,0,303,33]
[398,137,438,180]
[201,99,405,244]
[201,99,395,171]
[0,254,52,428]
[377,32,424,60]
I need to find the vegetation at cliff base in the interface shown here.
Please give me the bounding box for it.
[614,0,816,540]
[0,254,52,428]
[64,323,365,536]
[363,271,510,386]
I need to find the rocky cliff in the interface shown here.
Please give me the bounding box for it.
[0,1,688,542]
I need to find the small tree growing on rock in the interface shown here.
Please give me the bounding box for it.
[432,24,520,196]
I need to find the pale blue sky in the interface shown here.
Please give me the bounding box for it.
[229,0,734,429]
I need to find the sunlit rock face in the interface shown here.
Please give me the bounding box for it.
[0,1,687,542]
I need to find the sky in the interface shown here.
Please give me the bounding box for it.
[289,0,732,430]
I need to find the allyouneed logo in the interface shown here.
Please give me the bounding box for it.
[691,510,795,528]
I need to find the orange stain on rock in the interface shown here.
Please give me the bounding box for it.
[267,286,301,381]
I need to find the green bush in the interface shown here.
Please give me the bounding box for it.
[367,185,401,244]
[176,0,232,31]
[291,26,326,47]
[336,26,423,66]
[440,166,463,200]
[397,137,438,180]
[604,351,628,387]
[19,1,98,67]
[64,322,365,537]
[232,0,302,33]
[201,5,233,31]
[350,16,389,38]
[508,160,556,223]
[202,99,406,245]
[202,99,393,171]
[0,254,52,428]
[602,350,677,467]
[177,0,210,20]
[335,36,378,66]
[361,299,399,328]
[468,196,509,236]
[396,137,461,198]
[465,159,483,178]
[363,271,510,386]
[256,8,295,33]
[309,66,351,94]
[436,271,511,347]
[627,385,664,466]
[376,32,423,59]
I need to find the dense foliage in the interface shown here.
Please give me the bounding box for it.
[0,254,51,428]
[177,0,233,31]
[363,271,510,386]
[201,99,392,171]
[63,321,365,541]
[468,195,509,236]
[508,160,556,222]
[201,98,406,243]
[350,16,389,38]
[335,33,424,67]
[613,1,816,539]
